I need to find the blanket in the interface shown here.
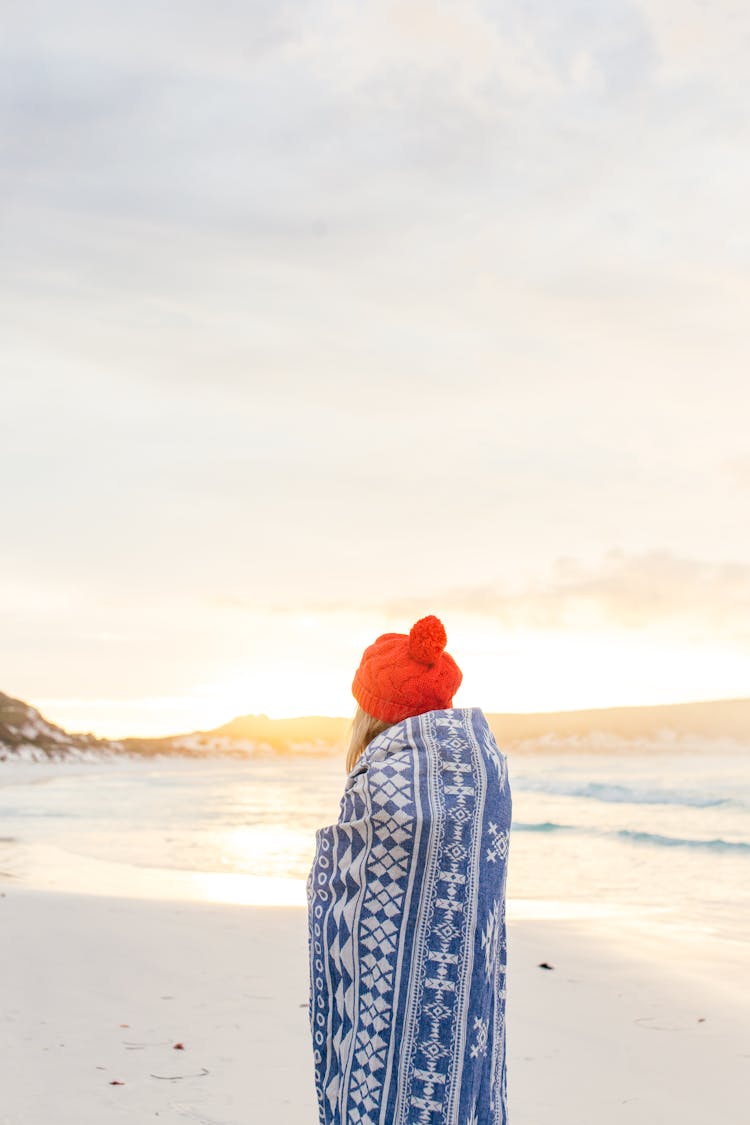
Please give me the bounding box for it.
[307,706,512,1125]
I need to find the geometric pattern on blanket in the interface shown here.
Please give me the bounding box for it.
[307,706,512,1125]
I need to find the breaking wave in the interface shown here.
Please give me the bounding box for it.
[616,829,750,853]
[510,778,735,809]
[512,820,575,832]
[511,821,750,853]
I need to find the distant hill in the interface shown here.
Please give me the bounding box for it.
[0,691,117,761]
[202,698,750,753]
[485,697,750,752]
[0,691,351,762]
[1,689,749,762]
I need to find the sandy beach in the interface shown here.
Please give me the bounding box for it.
[1,883,746,1125]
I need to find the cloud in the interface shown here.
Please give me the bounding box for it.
[632,0,750,85]
[267,548,750,643]
[290,0,564,103]
[2,2,750,653]
[0,0,659,238]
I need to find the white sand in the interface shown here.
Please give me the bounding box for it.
[0,885,746,1125]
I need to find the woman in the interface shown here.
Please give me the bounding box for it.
[307,615,512,1125]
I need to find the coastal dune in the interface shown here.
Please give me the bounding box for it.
[1,885,745,1125]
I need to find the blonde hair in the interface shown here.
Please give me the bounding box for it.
[345,704,393,773]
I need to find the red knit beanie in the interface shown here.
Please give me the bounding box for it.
[351,614,463,724]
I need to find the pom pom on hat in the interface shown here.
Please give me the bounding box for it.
[408,615,447,665]
[352,613,463,724]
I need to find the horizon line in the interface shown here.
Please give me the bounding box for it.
[65,691,750,742]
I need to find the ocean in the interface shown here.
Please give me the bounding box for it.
[1,744,748,951]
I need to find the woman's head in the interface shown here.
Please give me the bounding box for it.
[345,614,462,771]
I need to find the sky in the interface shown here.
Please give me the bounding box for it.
[2,1,750,737]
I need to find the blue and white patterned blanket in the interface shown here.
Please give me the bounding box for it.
[307,706,512,1125]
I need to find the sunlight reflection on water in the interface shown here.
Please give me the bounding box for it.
[0,750,747,946]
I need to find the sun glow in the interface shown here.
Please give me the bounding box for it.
[36,610,750,740]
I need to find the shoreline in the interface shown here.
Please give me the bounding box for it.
[1,836,747,1002]
[1,884,746,1125]
[2,828,748,1030]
